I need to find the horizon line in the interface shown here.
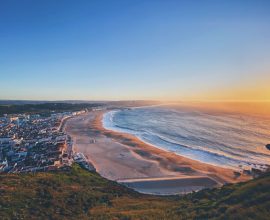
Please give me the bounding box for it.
[0,99,270,103]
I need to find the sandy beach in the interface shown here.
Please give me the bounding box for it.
[65,111,251,195]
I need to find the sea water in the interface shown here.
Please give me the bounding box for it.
[103,103,270,171]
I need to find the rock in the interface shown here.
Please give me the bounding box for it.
[251,168,263,178]
[266,144,270,150]
[233,171,241,178]
[243,169,252,175]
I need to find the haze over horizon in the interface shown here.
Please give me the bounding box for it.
[1,1,270,101]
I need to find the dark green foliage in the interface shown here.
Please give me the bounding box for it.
[1,165,270,219]
[0,103,104,116]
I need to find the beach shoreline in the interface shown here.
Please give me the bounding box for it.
[65,110,251,195]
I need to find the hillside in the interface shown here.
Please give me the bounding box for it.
[0,103,103,116]
[1,164,269,220]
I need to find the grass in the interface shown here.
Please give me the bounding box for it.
[1,164,270,220]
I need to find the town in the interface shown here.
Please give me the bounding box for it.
[0,109,94,173]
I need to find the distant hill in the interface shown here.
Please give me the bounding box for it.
[0,100,161,116]
[0,100,107,105]
[0,103,104,116]
[0,100,160,106]
[1,164,269,219]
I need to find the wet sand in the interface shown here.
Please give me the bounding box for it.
[65,111,250,194]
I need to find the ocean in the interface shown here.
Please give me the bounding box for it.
[102,103,270,171]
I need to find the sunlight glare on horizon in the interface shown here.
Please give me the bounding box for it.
[0,0,270,101]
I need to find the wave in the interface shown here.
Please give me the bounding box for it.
[138,131,265,169]
[102,107,270,171]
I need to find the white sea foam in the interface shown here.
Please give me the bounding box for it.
[102,105,270,171]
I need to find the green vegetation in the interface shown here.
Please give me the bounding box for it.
[0,103,103,116]
[1,164,269,220]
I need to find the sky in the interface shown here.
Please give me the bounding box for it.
[0,0,270,101]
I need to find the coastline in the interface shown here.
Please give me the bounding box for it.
[65,110,251,195]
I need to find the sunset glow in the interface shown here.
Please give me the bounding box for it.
[1,1,270,102]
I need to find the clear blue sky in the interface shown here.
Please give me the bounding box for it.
[1,0,270,101]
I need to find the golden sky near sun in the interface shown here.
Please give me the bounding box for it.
[170,71,270,102]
